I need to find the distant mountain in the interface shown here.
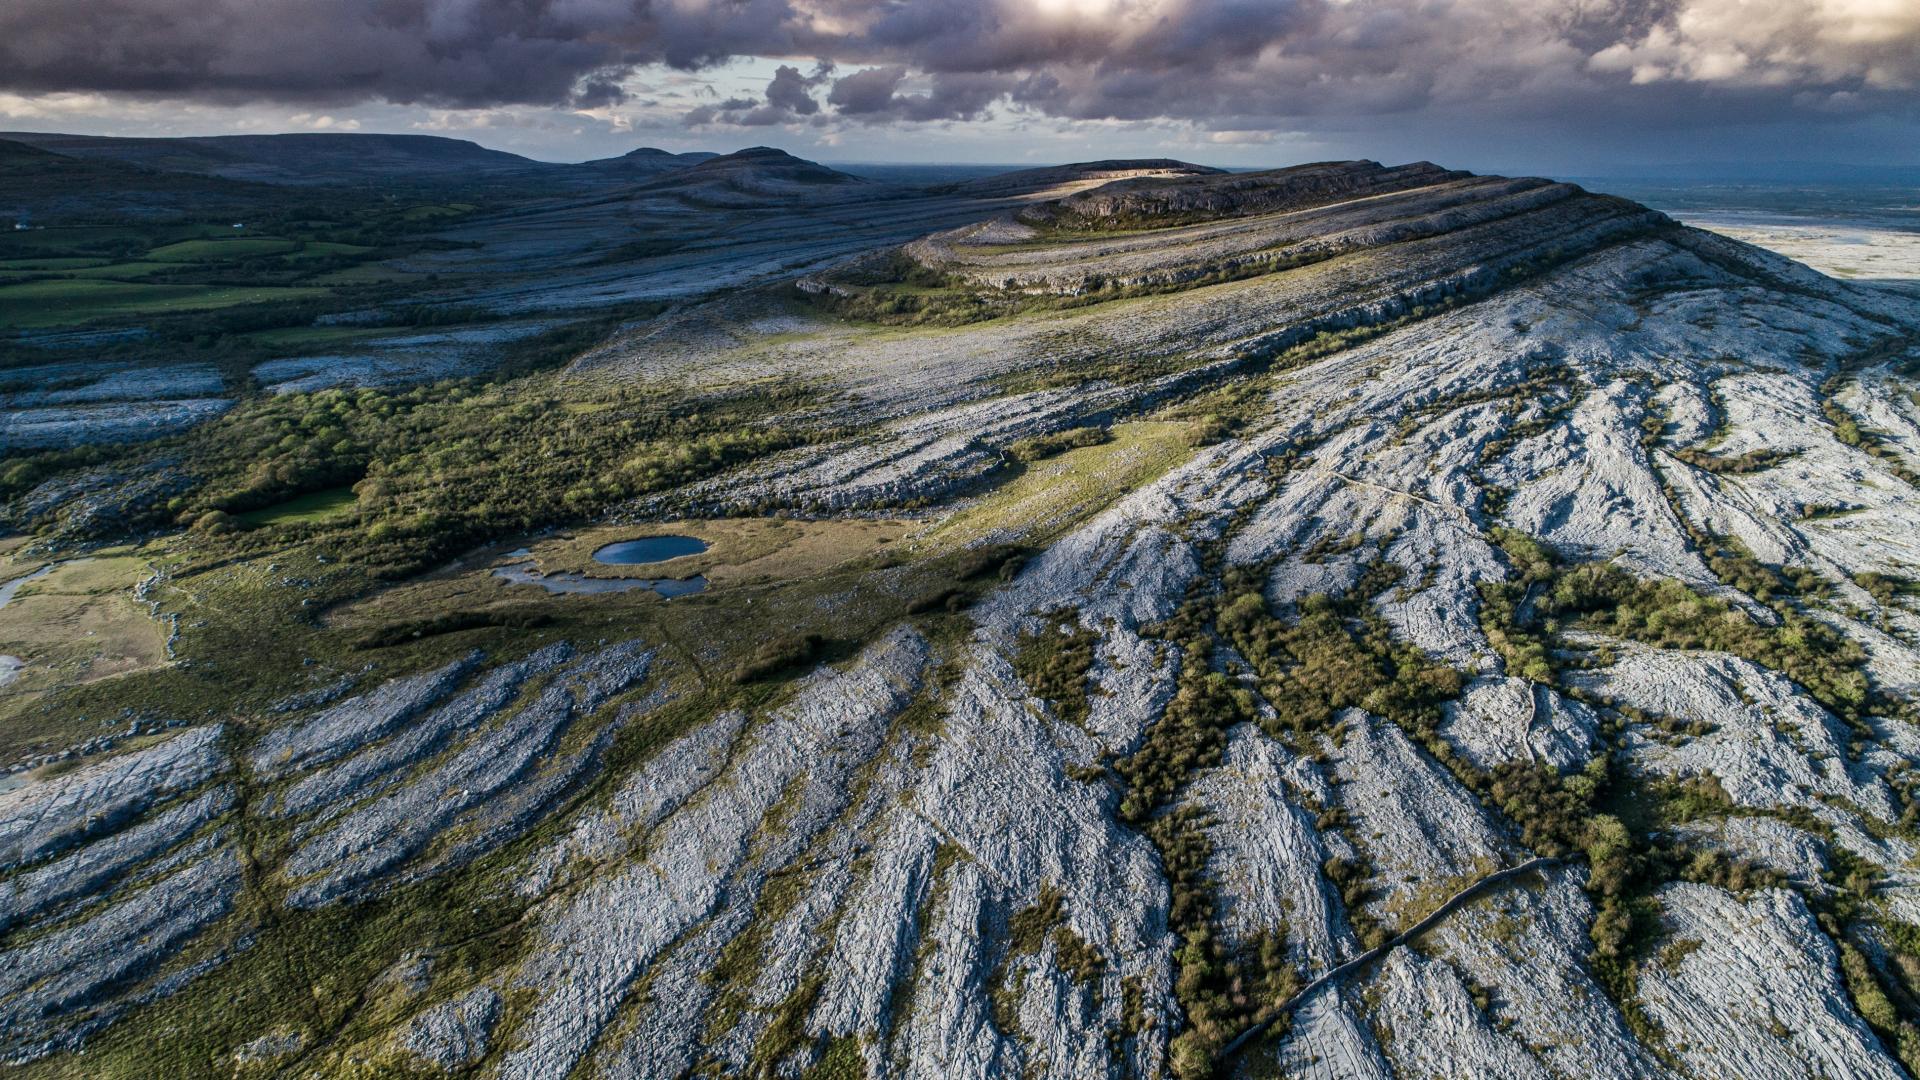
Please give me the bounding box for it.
[578,147,720,175]
[0,137,283,222]
[633,147,870,207]
[0,131,548,187]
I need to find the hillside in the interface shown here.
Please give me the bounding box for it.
[577,147,720,176]
[0,137,289,221]
[5,159,1920,1079]
[1020,159,1473,228]
[0,131,547,186]
[948,158,1223,199]
[631,145,871,207]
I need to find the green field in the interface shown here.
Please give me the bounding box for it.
[0,206,442,331]
[236,487,360,526]
[62,261,182,280]
[299,241,376,257]
[239,324,390,350]
[0,257,110,271]
[146,236,302,261]
[0,279,331,328]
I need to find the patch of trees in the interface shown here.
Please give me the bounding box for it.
[1153,806,1300,1079]
[1012,608,1100,729]
[1215,563,1463,744]
[1670,445,1799,474]
[1823,375,1920,488]
[143,374,819,578]
[904,545,1029,615]
[1103,587,1300,1076]
[1114,631,1256,823]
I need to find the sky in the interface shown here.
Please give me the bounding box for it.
[2,0,1918,177]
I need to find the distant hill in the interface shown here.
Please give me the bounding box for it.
[0,137,284,223]
[578,147,721,176]
[1020,159,1472,228]
[0,132,807,197]
[652,147,863,186]
[633,147,870,207]
[0,131,548,187]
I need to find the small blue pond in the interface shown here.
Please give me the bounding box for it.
[593,535,708,565]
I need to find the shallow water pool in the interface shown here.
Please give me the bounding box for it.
[493,561,707,598]
[592,535,709,566]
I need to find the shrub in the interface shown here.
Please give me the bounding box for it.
[190,509,240,535]
[1012,608,1100,729]
[956,543,1030,582]
[732,634,824,683]
[1006,426,1108,463]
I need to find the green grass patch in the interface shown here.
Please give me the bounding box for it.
[59,261,186,281]
[234,488,359,527]
[927,420,1198,547]
[295,242,375,257]
[238,325,390,351]
[145,237,300,262]
[0,279,332,328]
[0,257,109,271]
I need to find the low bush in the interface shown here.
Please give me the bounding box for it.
[1006,426,1108,463]
[1012,609,1099,729]
[731,633,824,684]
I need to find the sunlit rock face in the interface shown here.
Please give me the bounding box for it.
[8,159,1920,1079]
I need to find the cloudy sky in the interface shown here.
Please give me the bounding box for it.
[2,0,1917,175]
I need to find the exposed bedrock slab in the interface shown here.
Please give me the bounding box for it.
[0,725,224,871]
[497,629,928,1080]
[403,986,503,1071]
[247,650,482,781]
[0,847,244,1062]
[1639,883,1905,1080]
[281,641,652,907]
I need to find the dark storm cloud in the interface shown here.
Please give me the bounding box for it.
[764,63,831,116]
[827,67,1007,122]
[685,61,832,126]
[2,0,1916,136]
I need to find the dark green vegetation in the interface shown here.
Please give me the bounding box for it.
[0,204,476,341]
[1011,608,1099,729]
[1080,499,1920,1073]
[9,355,790,578]
[734,633,827,683]
[1006,425,1109,462]
[1475,527,1920,1063]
